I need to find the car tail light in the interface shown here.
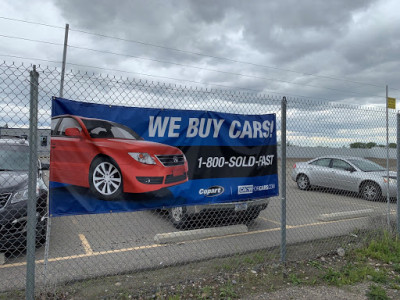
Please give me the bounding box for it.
[293,164,296,169]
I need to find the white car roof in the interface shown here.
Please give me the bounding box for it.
[0,138,29,145]
[312,156,366,160]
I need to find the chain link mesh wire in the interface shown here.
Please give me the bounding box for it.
[286,97,398,260]
[0,62,48,293]
[0,61,397,295]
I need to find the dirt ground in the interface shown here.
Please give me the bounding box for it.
[2,231,398,300]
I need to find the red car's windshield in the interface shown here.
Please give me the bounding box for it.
[82,119,143,140]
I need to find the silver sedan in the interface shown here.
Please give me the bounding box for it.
[291,156,396,201]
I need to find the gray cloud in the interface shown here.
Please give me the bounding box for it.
[1,0,399,107]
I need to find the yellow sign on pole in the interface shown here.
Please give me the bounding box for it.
[388,97,396,109]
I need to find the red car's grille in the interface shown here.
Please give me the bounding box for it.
[156,155,185,167]
[165,173,187,184]
[0,193,11,209]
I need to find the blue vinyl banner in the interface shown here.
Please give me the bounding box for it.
[49,97,278,216]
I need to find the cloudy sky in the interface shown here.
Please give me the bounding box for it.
[1,0,399,105]
[0,0,399,146]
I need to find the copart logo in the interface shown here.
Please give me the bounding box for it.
[199,186,225,197]
[238,185,253,195]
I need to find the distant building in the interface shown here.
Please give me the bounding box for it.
[0,127,51,154]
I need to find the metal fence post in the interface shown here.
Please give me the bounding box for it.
[281,96,287,263]
[26,65,39,299]
[59,23,69,98]
[397,113,400,235]
[386,85,391,228]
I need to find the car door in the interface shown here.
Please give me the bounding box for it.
[329,159,358,192]
[50,116,92,185]
[307,158,332,187]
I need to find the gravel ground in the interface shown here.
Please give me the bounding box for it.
[5,232,399,299]
[244,284,370,300]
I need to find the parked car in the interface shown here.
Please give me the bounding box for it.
[291,156,396,201]
[0,138,48,254]
[169,198,269,229]
[50,115,189,200]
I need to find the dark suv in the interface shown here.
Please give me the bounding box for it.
[0,138,48,255]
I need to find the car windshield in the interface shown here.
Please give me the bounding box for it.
[347,158,386,172]
[82,119,143,140]
[0,145,29,171]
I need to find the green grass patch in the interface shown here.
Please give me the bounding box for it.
[199,286,213,299]
[5,230,400,299]
[288,273,303,285]
[309,260,323,270]
[356,231,400,264]
[322,263,389,286]
[219,283,238,299]
[366,284,390,300]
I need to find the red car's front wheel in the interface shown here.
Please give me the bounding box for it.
[89,157,123,200]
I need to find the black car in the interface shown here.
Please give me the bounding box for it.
[0,138,48,255]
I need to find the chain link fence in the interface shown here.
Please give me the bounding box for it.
[0,61,398,296]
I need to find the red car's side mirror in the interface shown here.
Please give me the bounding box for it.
[65,127,83,138]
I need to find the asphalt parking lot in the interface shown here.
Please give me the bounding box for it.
[0,158,397,291]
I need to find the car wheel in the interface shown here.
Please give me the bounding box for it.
[361,182,381,201]
[89,157,123,200]
[297,174,310,190]
[169,206,188,229]
[36,218,47,248]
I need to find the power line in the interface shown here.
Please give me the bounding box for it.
[66,62,298,98]
[1,38,398,100]
[0,53,279,94]
[64,62,389,104]
[0,52,339,101]
[41,62,400,112]
[0,16,64,30]
[72,28,389,89]
[1,15,398,91]
[0,53,394,110]
[0,34,62,47]
[0,54,62,64]
[0,33,376,97]
[65,44,385,98]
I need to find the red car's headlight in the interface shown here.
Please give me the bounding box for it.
[129,152,156,165]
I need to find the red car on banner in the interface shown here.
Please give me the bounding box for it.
[50,115,188,200]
